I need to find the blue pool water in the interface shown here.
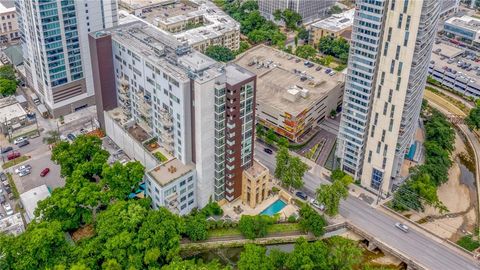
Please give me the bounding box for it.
[260,199,287,216]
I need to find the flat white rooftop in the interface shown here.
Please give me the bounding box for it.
[0,103,27,122]
[310,9,354,33]
[20,185,50,223]
[148,158,194,187]
[445,15,480,32]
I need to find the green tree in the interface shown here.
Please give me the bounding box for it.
[238,215,272,239]
[0,65,17,81]
[330,5,342,14]
[238,244,274,270]
[51,135,109,178]
[316,172,352,216]
[101,161,144,200]
[318,36,350,63]
[184,214,208,241]
[285,238,329,270]
[205,45,235,62]
[326,236,363,270]
[161,259,226,270]
[0,78,16,96]
[43,130,61,145]
[298,205,327,236]
[236,41,251,55]
[297,27,309,41]
[0,221,72,270]
[275,147,308,190]
[466,104,480,130]
[268,249,289,269]
[295,45,317,60]
[273,9,302,30]
[277,137,290,148]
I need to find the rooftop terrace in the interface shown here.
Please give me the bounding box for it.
[234,45,344,116]
[148,158,194,187]
[310,9,355,32]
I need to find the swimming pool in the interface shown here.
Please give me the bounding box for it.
[260,199,287,216]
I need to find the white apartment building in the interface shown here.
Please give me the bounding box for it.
[89,20,256,208]
[0,1,19,43]
[16,0,118,117]
[337,0,440,194]
[120,0,240,52]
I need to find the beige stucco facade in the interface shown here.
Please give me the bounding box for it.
[241,160,269,209]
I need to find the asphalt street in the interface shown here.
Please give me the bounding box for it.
[254,145,480,270]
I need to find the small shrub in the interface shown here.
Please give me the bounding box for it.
[287,215,297,223]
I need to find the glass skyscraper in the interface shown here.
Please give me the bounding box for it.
[16,0,117,117]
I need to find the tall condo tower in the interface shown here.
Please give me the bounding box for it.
[337,0,440,194]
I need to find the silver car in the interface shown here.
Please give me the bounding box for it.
[395,222,409,233]
[18,169,31,177]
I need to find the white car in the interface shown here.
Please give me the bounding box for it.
[18,169,31,177]
[3,203,13,216]
[15,164,32,174]
[395,222,409,233]
[13,136,27,145]
[310,198,325,211]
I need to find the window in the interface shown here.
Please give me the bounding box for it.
[396,77,402,91]
[403,0,409,13]
[382,157,387,169]
[383,42,389,56]
[395,46,400,60]
[389,119,394,131]
[368,151,372,163]
[383,144,388,157]
[188,191,194,197]
[397,62,403,76]
[180,180,186,187]
[376,85,382,98]
[390,60,395,74]
[403,32,409,46]
[398,14,403,28]
[388,89,393,102]
[381,130,386,142]
[383,102,388,115]
[390,105,396,118]
[371,169,383,190]
[387,27,392,42]
[370,125,375,137]
[376,142,381,154]
[405,15,411,30]
[390,1,395,10]
[374,113,378,125]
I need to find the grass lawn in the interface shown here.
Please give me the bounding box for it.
[6,173,19,199]
[2,156,30,169]
[153,151,167,162]
[267,223,301,234]
[457,235,480,251]
[208,227,242,238]
[208,223,301,239]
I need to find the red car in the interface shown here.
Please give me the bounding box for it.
[7,152,20,160]
[40,168,50,177]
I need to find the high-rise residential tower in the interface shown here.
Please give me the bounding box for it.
[337,0,440,194]
[16,0,117,117]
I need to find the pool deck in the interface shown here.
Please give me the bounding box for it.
[222,195,297,221]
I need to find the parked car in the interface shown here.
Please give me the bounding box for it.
[13,137,27,145]
[0,172,6,182]
[40,168,50,177]
[7,152,20,160]
[3,203,13,216]
[309,198,325,211]
[4,186,11,194]
[17,140,30,147]
[315,66,322,71]
[0,195,5,204]
[295,191,308,200]
[18,169,31,177]
[395,222,409,233]
[263,148,273,154]
[15,165,32,175]
[67,133,76,141]
[0,146,13,154]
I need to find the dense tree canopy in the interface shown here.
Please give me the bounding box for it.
[295,45,317,60]
[205,45,235,62]
[316,169,352,216]
[238,244,274,270]
[318,36,350,63]
[238,215,274,239]
[275,147,308,190]
[273,9,302,30]
[298,205,327,236]
[392,108,453,212]
[466,101,480,130]
[0,78,17,96]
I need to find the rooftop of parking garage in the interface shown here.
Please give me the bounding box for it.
[430,43,480,83]
[234,45,345,116]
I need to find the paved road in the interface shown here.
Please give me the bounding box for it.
[254,146,479,270]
